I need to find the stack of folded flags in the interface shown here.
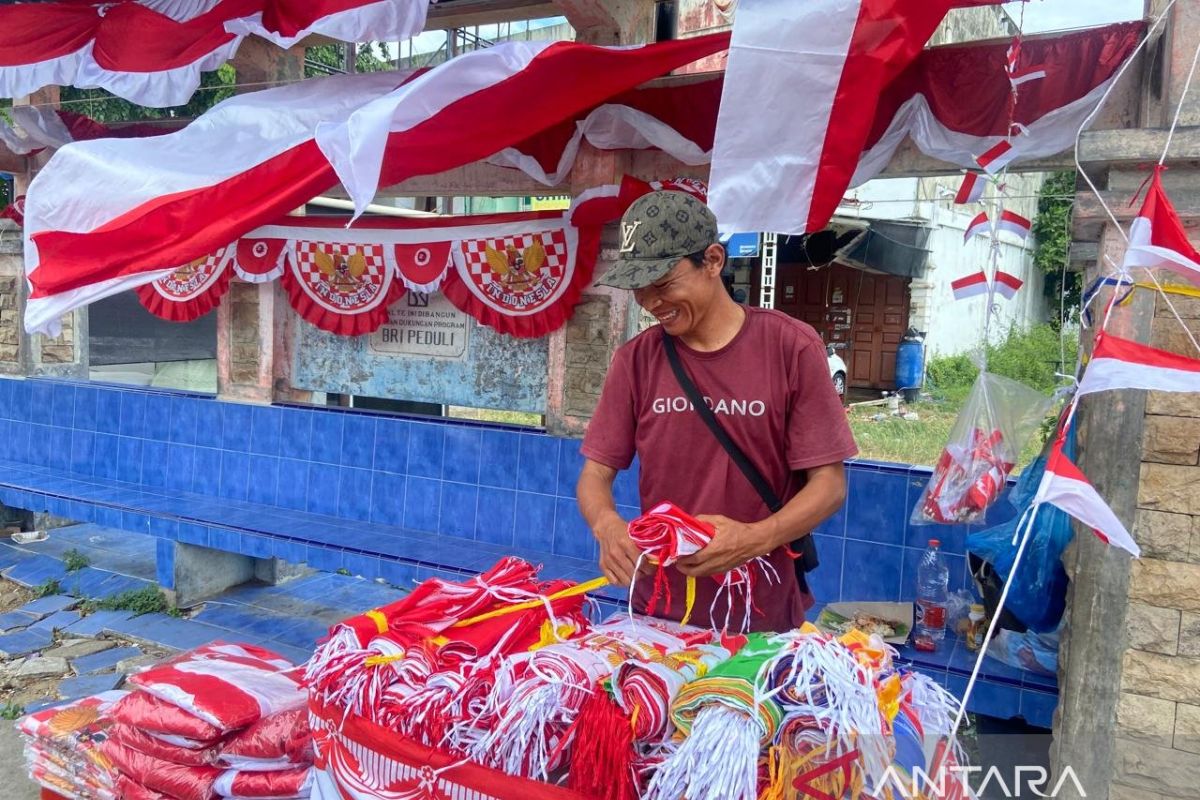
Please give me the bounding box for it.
[18,689,127,800]
[19,641,316,800]
[103,642,313,800]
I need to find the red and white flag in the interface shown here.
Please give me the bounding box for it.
[1077,332,1200,398]
[964,211,991,242]
[975,140,1017,174]
[709,0,1001,235]
[997,209,1032,240]
[0,195,23,227]
[951,271,989,300]
[0,0,430,108]
[1035,439,1140,557]
[22,34,727,335]
[993,270,1023,299]
[1122,166,1200,284]
[954,171,987,204]
[1006,40,1047,87]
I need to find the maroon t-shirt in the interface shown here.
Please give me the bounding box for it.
[581,307,858,631]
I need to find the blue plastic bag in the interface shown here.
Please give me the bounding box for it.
[965,428,1075,632]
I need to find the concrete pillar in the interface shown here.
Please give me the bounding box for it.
[552,0,655,44]
[3,87,88,380]
[216,39,305,404]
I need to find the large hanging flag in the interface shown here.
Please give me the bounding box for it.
[1034,439,1140,557]
[0,0,429,107]
[1076,332,1200,397]
[22,33,729,336]
[709,0,1003,235]
[1122,166,1200,284]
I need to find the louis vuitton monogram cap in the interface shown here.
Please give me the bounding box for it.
[596,190,719,289]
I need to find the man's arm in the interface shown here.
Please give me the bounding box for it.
[577,459,645,587]
[675,462,846,577]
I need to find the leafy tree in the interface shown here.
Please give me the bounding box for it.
[305,42,391,78]
[59,64,237,124]
[1032,170,1080,327]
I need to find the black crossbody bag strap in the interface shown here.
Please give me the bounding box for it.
[661,332,817,594]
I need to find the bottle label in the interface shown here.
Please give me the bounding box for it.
[918,602,946,629]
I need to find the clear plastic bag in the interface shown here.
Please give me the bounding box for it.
[985,623,1060,677]
[912,372,1053,525]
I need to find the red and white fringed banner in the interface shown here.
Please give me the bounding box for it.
[135,202,612,339]
[0,0,429,108]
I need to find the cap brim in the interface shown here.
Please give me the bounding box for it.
[595,256,678,290]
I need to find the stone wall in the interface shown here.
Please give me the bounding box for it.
[1110,293,1200,799]
[562,293,612,418]
[0,236,22,370]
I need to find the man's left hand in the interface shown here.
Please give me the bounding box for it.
[675,515,764,577]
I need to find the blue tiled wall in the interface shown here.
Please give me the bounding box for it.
[810,459,1018,607]
[0,378,641,565]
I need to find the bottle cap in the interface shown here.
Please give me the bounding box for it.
[928,538,940,547]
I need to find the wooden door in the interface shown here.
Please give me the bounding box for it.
[846,269,909,389]
[770,264,909,390]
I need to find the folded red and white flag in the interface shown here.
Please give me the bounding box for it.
[954,171,987,204]
[0,195,23,227]
[0,0,430,107]
[22,34,727,336]
[1035,438,1139,557]
[964,211,991,242]
[709,0,1001,235]
[997,209,1032,240]
[993,270,1024,300]
[951,271,990,300]
[1077,332,1200,397]
[1122,166,1200,284]
[975,139,1018,174]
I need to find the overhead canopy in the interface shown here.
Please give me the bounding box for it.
[836,219,933,279]
[0,0,429,107]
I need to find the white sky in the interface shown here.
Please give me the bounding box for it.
[1003,0,1144,32]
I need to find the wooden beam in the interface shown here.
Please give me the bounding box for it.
[425,0,559,30]
[1078,127,1200,165]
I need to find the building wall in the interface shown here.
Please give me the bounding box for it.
[838,177,1050,359]
[1108,293,1200,798]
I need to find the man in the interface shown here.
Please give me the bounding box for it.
[576,191,857,631]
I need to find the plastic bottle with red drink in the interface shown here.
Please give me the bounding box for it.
[914,538,949,652]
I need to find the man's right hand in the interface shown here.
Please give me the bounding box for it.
[594,512,644,587]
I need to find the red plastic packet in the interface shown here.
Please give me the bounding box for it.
[219,707,313,771]
[110,691,225,743]
[102,738,222,800]
[111,723,223,766]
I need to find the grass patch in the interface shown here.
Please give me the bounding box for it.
[335,568,351,576]
[446,406,543,428]
[848,402,958,467]
[0,701,25,720]
[97,586,170,616]
[33,578,62,598]
[926,323,1076,405]
[63,548,90,573]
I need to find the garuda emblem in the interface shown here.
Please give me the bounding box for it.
[485,240,547,293]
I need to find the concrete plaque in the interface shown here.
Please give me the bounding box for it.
[369,293,469,359]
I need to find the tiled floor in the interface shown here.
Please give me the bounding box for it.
[0,524,414,663]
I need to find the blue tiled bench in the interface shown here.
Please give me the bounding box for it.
[0,377,636,605]
[0,376,1055,726]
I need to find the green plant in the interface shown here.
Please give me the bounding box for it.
[1033,171,1082,326]
[33,578,62,598]
[63,548,90,573]
[59,64,236,124]
[76,599,98,615]
[336,568,351,576]
[167,607,185,619]
[925,323,1077,404]
[97,586,170,616]
[0,701,25,720]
